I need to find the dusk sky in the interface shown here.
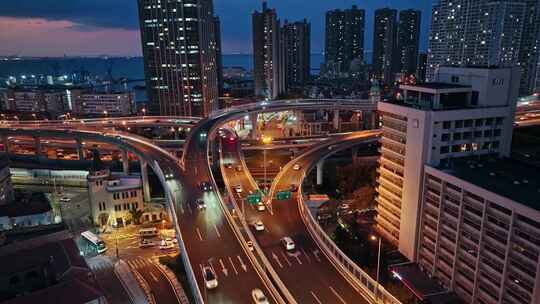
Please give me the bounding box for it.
[0,0,432,57]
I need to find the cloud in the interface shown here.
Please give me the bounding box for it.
[0,0,139,31]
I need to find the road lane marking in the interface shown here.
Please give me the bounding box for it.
[228,257,238,275]
[313,249,322,262]
[237,255,247,272]
[150,271,159,282]
[196,227,203,241]
[329,286,347,304]
[214,224,221,238]
[301,248,312,263]
[271,252,283,268]
[280,251,292,267]
[208,259,217,279]
[219,259,229,277]
[310,291,323,304]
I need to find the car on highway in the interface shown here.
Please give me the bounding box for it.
[281,237,295,251]
[139,239,154,248]
[289,184,298,192]
[199,181,213,192]
[196,199,207,210]
[159,239,175,250]
[202,266,218,289]
[254,221,265,231]
[256,202,266,212]
[234,185,243,193]
[60,197,71,203]
[292,164,301,170]
[251,288,269,304]
[225,163,233,169]
[246,241,254,251]
[235,165,243,172]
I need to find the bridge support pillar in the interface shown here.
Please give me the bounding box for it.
[2,136,9,153]
[122,149,129,175]
[333,109,340,131]
[141,160,151,203]
[76,139,85,160]
[250,113,258,140]
[34,137,42,158]
[316,159,324,185]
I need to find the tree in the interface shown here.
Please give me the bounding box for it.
[128,209,144,225]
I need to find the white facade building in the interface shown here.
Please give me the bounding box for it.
[88,170,147,227]
[71,90,135,117]
[419,158,540,304]
[375,66,519,259]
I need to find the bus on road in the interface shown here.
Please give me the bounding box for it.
[81,230,108,254]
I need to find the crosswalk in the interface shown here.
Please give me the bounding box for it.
[88,258,113,272]
[126,257,155,270]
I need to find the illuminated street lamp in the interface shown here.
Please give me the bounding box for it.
[370,235,382,299]
[103,110,108,117]
[261,136,272,193]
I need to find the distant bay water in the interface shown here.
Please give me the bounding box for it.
[0,54,325,80]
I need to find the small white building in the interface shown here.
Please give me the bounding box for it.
[87,169,165,227]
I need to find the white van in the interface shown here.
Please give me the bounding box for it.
[139,227,159,238]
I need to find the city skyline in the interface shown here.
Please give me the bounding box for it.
[0,0,432,57]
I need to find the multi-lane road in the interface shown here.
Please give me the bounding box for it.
[220,129,381,303]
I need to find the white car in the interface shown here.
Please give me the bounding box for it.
[139,239,154,248]
[246,241,254,251]
[292,164,301,171]
[281,237,295,251]
[196,199,207,210]
[60,197,71,203]
[251,288,269,304]
[159,239,175,250]
[256,202,266,212]
[234,185,243,193]
[254,221,265,231]
[202,266,218,289]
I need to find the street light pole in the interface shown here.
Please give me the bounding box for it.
[370,235,382,301]
[263,148,267,192]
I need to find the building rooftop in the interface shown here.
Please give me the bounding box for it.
[403,82,471,90]
[0,192,51,218]
[437,157,540,211]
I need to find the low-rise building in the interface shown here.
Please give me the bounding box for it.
[88,169,165,227]
[0,192,54,231]
[0,156,13,205]
[71,90,135,117]
[0,230,106,304]
[418,157,540,304]
[1,88,65,117]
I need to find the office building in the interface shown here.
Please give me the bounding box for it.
[70,90,135,117]
[282,19,311,88]
[137,0,220,117]
[418,158,540,304]
[2,88,65,117]
[214,16,224,97]
[252,1,286,99]
[375,66,520,259]
[372,8,398,84]
[417,52,428,82]
[397,9,421,76]
[427,0,539,96]
[324,5,365,76]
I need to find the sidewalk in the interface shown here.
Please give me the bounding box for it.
[114,259,151,304]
